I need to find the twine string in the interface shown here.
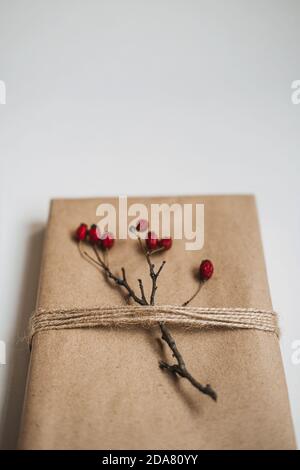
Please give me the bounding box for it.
[29,305,279,342]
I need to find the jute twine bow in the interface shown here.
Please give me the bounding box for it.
[29,305,279,344]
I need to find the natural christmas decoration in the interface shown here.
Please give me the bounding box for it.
[74,221,217,401]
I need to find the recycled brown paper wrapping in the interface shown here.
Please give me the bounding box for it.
[18,195,296,449]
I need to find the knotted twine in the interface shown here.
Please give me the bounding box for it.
[29,305,279,344]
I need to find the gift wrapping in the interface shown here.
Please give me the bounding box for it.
[18,195,296,449]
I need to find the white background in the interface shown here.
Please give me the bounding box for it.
[0,0,299,449]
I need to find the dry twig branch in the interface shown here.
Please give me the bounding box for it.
[80,243,146,305]
[80,237,217,401]
[158,322,217,400]
[137,235,217,401]
[182,282,203,307]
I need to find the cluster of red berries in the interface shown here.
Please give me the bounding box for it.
[135,220,213,281]
[145,231,172,251]
[76,220,214,281]
[135,219,172,251]
[75,223,115,249]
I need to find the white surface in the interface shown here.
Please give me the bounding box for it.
[0,0,299,449]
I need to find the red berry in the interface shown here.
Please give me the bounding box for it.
[199,259,214,281]
[89,224,101,244]
[146,231,158,250]
[136,219,148,232]
[159,237,173,250]
[75,223,88,241]
[101,232,115,249]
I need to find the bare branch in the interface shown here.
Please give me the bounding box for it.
[137,236,217,401]
[83,244,146,306]
[156,260,166,277]
[182,282,203,307]
[138,279,147,304]
[79,235,217,401]
[159,321,217,401]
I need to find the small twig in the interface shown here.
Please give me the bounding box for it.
[182,282,203,307]
[81,243,146,306]
[137,234,166,305]
[138,279,147,304]
[156,260,166,278]
[119,267,146,305]
[148,247,165,255]
[149,258,166,305]
[158,321,217,401]
[92,244,106,268]
[79,243,103,269]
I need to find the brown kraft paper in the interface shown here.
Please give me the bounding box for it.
[18,195,296,449]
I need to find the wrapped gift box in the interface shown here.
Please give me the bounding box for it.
[18,195,296,449]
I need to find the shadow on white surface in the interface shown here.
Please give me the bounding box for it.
[0,225,44,449]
